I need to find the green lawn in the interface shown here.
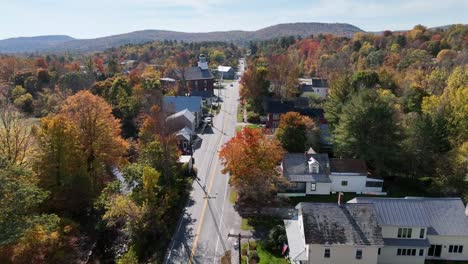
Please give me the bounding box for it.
[241,241,287,264]
[237,106,244,123]
[229,189,237,204]
[236,124,262,132]
[241,218,254,231]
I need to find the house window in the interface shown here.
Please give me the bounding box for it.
[182,141,188,150]
[449,245,464,254]
[419,228,425,239]
[341,181,348,186]
[365,181,383,187]
[397,228,412,238]
[310,183,316,191]
[194,81,198,88]
[397,248,416,256]
[204,80,207,88]
[419,249,424,256]
[378,248,381,255]
[324,248,330,258]
[428,245,442,257]
[356,249,362,259]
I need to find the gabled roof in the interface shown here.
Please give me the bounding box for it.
[298,203,384,246]
[282,153,330,183]
[330,159,367,175]
[163,96,202,113]
[173,67,214,81]
[217,66,233,72]
[349,197,468,236]
[167,109,195,123]
[177,126,194,136]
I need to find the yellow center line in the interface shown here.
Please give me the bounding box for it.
[190,94,231,262]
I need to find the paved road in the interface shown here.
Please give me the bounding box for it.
[164,59,246,264]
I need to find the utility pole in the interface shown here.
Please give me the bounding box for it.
[228,233,252,264]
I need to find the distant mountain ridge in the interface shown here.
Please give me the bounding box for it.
[0,22,363,53]
[0,35,75,53]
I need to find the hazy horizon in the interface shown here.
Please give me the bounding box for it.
[1,0,467,39]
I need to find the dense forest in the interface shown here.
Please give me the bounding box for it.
[241,24,467,198]
[0,41,240,263]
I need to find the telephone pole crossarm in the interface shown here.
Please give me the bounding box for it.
[228,233,253,264]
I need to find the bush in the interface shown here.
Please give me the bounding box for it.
[117,246,138,264]
[247,112,260,123]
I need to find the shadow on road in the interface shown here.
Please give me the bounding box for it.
[207,199,228,253]
[203,126,215,134]
[192,136,203,151]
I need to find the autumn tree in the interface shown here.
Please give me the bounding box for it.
[0,104,34,167]
[268,51,301,99]
[219,128,284,203]
[420,66,468,194]
[35,91,128,214]
[275,112,319,152]
[239,62,270,113]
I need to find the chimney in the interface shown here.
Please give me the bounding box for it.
[338,192,343,205]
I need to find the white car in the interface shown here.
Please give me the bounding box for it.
[204,117,212,125]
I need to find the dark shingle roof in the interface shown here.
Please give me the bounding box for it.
[299,203,384,246]
[264,99,295,114]
[282,153,330,183]
[263,98,324,118]
[330,159,367,175]
[312,78,328,87]
[191,90,213,98]
[173,67,214,81]
[351,197,468,236]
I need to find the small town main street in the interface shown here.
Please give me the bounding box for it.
[164,59,246,264]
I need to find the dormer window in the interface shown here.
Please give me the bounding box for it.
[308,157,320,173]
[311,165,319,173]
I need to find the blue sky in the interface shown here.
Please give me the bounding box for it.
[1,0,467,39]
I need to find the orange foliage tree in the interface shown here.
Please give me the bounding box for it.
[219,128,284,203]
[35,91,128,213]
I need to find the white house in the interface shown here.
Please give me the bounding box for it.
[163,96,202,127]
[329,159,384,194]
[278,148,385,196]
[217,65,235,79]
[348,197,468,264]
[298,78,328,99]
[284,202,384,264]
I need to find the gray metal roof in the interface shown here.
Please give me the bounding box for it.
[383,238,430,247]
[298,203,384,246]
[350,197,468,236]
[167,109,195,123]
[163,96,202,113]
[288,174,331,183]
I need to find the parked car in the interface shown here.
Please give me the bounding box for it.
[203,117,212,125]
